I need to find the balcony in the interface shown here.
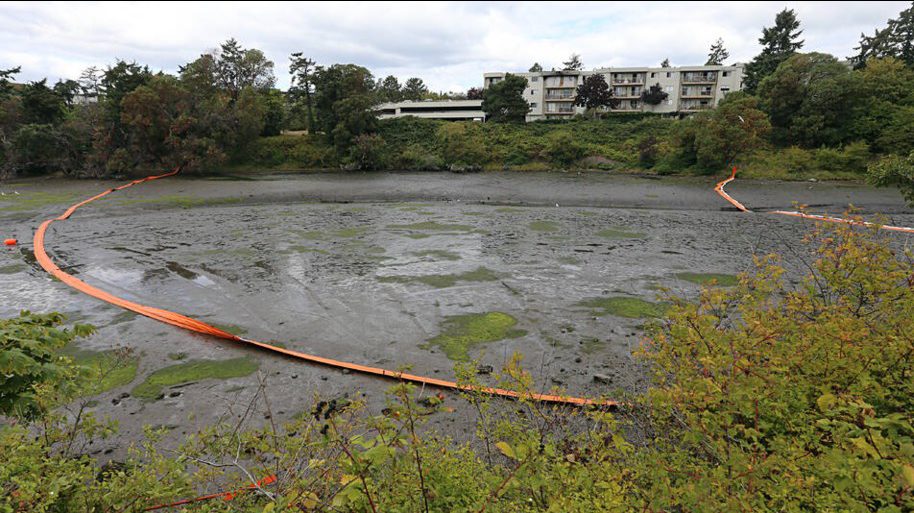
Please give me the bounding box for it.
[545,89,575,101]
[681,72,717,84]
[611,77,644,85]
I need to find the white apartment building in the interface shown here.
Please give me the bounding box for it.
[483,64,743,121]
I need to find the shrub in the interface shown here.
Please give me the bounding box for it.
[0,311,93,419]
[867,150,914,205]
[436,122,486,167]
[396,143,444,171]
[633,222,914,511]
[543,130,585,165]
[345,133,388,170]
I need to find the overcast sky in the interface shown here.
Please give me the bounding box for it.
[0,1,909,92]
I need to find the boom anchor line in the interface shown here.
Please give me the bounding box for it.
[33,168,615,408]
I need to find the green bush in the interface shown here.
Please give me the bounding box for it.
[346,133,388,170]
[0,311,93,419]
[543,130,585,165]
[868,150,914,205]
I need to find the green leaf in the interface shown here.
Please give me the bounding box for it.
[496,441,516,460]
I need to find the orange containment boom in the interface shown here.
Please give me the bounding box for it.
[33,168,614,408]
[714,167,914,234]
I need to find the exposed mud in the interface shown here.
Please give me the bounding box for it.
[2,171,912,458]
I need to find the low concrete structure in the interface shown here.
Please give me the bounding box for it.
[376,100,485,121]
[484,64,744,121]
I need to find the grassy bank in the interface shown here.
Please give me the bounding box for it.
[223,116,875,181]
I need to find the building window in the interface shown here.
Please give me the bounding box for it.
[720,87,730,95]
[666,72,671,78]
[531,76,539,82]
[650,72,656,78]
[530,102,537,108]
[666,99,673,105]
[530,89,537,95]
[722,71,729,77]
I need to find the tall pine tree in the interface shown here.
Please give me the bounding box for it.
[743,9,804,92]
[706,38,730,65]
[852,2,914,68]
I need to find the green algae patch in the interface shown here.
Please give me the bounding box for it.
[0,191,81,212]
[577,296,668,319]
[117,194,241,209]
[0,263,26,274]
[675,272,738,287]
[581,337,604,354]
[495,207,522,213]
[388,221,473,232]
[378,266,498,288]
[413,250,461,261]
[529,221,559,232]
[422,312,526,361]
[596,228,644,239]
[132,357,259,400]
[558,256,581,265]
[404,233,432,239]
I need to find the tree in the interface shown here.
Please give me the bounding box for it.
[78,66,101,98]
[259,88,285,136]
[529,62,543,72]
[674,94,770,171]
[743,8,804,92]
[289,53,317,130]
[573,74,617,117]
[376,75,402,103]
[640,82,669,106]
[757,52,857,147]
[402,77,428,101]
[53,79,80,107]
[563,53,583,71]
[852,3,914,68]
[466,87,484,100]
[480,73,529,123]
[0,66,20,100]
[213,38,276,102]
[706,37,730,65]
[20,79,66,125]
[660,58,671,68]
[312,63,377,148]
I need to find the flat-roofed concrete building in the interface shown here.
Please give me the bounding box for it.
[376,100,485,121]
[483,64,743,121]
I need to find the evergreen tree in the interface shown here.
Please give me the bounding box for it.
[660,58,671,68]
[743,8,804,92]
[852,2,914,68]
[0,66,20,100]
[481,73,529,123]
[529,62,543,72]
[402,77,428,101]
[376,75,402,103]
[289,53,317,130]
[706,38,730,65]
[563,54,583,71]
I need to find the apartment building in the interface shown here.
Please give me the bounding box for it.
[483,64,743,121]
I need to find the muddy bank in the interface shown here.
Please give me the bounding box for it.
[2,171,912,458]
